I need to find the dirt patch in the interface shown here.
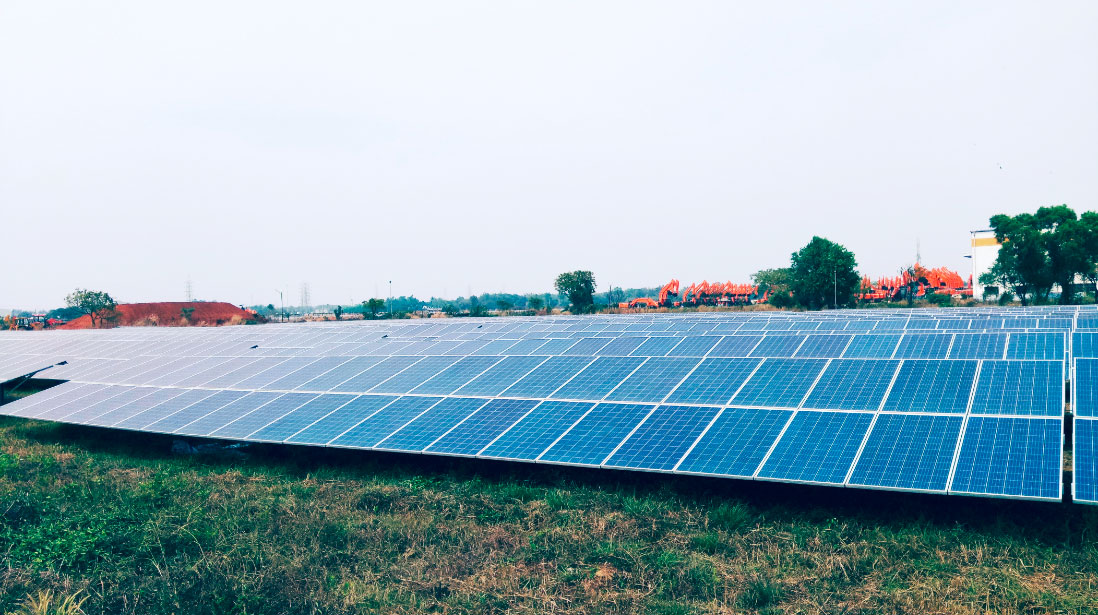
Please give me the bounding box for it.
[60,302,262,329]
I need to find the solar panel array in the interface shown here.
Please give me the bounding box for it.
[0,305,1088,503]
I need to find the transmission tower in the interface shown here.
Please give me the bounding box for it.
[300,283,311,309]
[185,277,194,302]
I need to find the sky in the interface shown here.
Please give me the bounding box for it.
[2,1,1096,310]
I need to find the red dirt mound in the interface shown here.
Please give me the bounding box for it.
[60,302,262,329]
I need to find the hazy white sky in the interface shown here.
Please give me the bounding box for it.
[2,1,1096,309]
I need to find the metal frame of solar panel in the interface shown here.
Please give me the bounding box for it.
[0,308,1082,503]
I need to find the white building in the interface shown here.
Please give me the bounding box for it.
[970,229,1002,299]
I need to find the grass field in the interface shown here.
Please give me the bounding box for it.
[0,414,1096,615]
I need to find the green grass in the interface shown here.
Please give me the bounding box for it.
[0,416,1096,615]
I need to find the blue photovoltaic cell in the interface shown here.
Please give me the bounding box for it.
[664,358,760,406]
[105,389,212,429]
[562,337,613,356]
[535,339,581,355]
[731,359,828,408]
[504,339,551,355]
[795,335,853,358]
[426,399,539,456]
[802,359,899,411]
[143,390,248,433]
[597,337,648,356]
[949,334,1007,359]
[633,336,686,357]
[261,357,352,391]
[471,339,520,355]
[174,391,282,436]
[210,393,317,439]
[1075,419,1097,504]
[539,403,653,466]
[950,416,1061,500]
[288,395,403,445]
[707,335,763,358]
[230,357,317,389]
[893,334,953,359]
[1073,359,1098,418]
[501,356,593,398]
[28,384,126,422]
[603,404,720,471]
[478,401,595,460]
[847,413,962,491]
[750,335,806,358]
[297,356,386,392]
[453,356,547,396]
[882,360,977,414]
[665,336,720,357]
[676,408,792,477]
[1005,333,1064,360]
[242,394,353,441]
[604,357,700,403]
[757,411,874,484]
[842,334,901,359]
[369,356,461,394]
[410,356,502,395]
[970,361,1062,416]
[330,356,424,393]
[374,397,489,452]
[59,386,158,424]
[550,357,646,400]
[1073,332,1098,359]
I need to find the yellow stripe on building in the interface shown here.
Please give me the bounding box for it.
[971,237,1000,247]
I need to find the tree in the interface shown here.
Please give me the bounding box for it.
[65,289,117,328]
[788,237,860,310]
[469,296,487,317]
[333,305,343,321]
[362,298,385,319]
[527,295,544,312]
[442,303,459,317]
[495,299,513,313]
[984,205,1098,305]
[555,271,596,313]
[751,268,791,295]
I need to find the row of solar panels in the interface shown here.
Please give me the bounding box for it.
[1,381,1064,501]
[52,354,1062,415]
[2,331,1070,368]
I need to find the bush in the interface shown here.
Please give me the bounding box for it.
[768,292,794,309]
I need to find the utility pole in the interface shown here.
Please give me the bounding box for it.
[388,280,393,317]
[276,289,284,322]
[833,269,837,309]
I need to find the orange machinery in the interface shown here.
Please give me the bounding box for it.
[860,264,973,302]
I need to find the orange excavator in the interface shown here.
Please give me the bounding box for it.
[681,281,761,306]
[860,264,973,302]
[619,279,680,309]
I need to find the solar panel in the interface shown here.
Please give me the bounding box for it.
[550,356,646,400]
[675,408,791,477]
[949,416,1061,500]
[801,359,899,411]
[0,308,1081,504]
[842,334,901,359]
[847,413,962,492]
[539,403,653,466]
[426,399,539,456]
[970,361,1062,417]
[603,357,699,403]
[479,401,595,461]
[893,334,953,359]
[731,359,827,408]
[795,334,853,358]
[881,360,977,414]
[1074,419,1097,504]
[756,411,874,484]
[949,334,1007,359]
[664,358,761,406]
[602,404,720,471]
[375,397,490,452]
[1073,359,1098,418]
